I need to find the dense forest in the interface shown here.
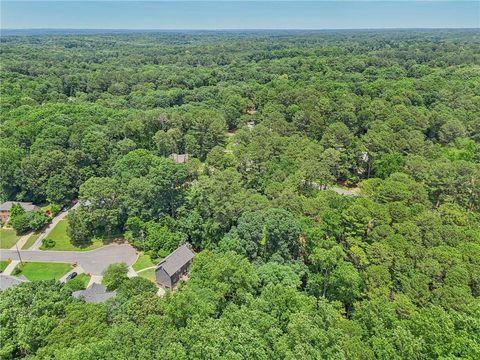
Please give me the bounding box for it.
[1,30,479,359]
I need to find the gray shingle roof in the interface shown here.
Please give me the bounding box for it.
[156,243,194,276]
[0,201,36,212]
[72,283,117,303]
[0,274,29,290]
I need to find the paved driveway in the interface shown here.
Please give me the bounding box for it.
[0,244,138,275]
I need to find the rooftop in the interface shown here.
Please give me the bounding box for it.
[0,274,28,290]
[0,201,37,212]
[156,243,194,276]
[72,283,117,303]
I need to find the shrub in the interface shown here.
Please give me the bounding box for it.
[102,263,129,291]
[42,238,56,249]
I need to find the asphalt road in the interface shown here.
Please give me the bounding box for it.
[0,244,138,275]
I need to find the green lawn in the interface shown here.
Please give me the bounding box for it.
[0,228,19,249]
[15,262,72,281]
[138,268,156,283]
[0,261,10,273]
[133,253,155,272]
[22,232,41,250]
[64,273,90,290]
[40,219,102,251]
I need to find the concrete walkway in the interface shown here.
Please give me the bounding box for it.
[88,275,103,287]
[136,266,156,273]
[0,244,138,276]
[127,266,138,278]
[2,260,20,276]
[10,232,33,251]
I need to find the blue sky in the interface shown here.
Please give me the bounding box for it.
[2,1,479,29]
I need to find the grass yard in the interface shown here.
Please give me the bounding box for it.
[40,219,102,251]
[15,262,72,281]
[138,268,156,283]
[64,273,90,290]
[133,253,155,272]
[0,228,19,249]
[0,260,10,273]
[22,232,41,249]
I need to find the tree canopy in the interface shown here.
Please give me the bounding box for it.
[0,30,479,359]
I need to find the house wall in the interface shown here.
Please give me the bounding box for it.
[170,261,193,287]
[155,268,172,288]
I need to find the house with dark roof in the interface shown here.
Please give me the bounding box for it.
[0,274,28,291]
[72,283,117,303]
[155,243,194,288]
[0,201,38,223]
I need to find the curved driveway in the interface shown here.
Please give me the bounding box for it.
[0,244,138,276]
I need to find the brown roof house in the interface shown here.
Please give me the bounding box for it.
[155,243,194,289]
[0,201,38,223]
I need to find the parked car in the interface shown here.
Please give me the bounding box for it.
[65,272,77,281]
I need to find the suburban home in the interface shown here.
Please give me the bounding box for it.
[72,283,117,303]
[0,201,38,223]
[155,243,194,289]
[0,274,28,291]
[170,153,190,164]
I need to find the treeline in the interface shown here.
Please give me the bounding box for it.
[0,30,479,359]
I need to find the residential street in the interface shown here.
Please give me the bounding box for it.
[0,244,138,276]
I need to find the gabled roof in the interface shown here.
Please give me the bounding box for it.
[0,201,36,212]
[0,274,28,290]
[156,243,194,276]
[72,283,117,303]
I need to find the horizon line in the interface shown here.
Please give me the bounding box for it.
[3,27,479,31]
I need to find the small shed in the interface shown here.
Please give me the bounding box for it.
[155,243,194,288]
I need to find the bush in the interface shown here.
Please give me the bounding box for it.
[28,211,50,231]
[102,263,129,291]
[117,277,157,298]
[42,238,56,249]
[10,214,31,235]
[11,210,50,235]
[49,204,62,217]
[63,275,89,292]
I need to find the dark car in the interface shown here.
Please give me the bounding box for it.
[65,272,78,281]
